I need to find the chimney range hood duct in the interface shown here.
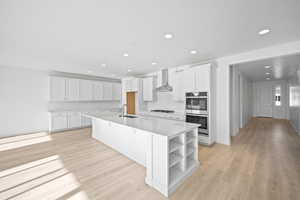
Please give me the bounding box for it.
[156,69,173,92]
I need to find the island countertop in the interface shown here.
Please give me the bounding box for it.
[85,112,199,137]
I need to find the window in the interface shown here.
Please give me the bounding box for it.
[275,86,281,106]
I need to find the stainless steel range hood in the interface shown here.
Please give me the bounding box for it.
[156,69,173,92]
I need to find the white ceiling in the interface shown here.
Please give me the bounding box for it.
[0,0,300,78]
[237,53,300,81]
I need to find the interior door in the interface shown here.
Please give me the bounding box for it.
[126,92,136,114]
[255,83,273,117]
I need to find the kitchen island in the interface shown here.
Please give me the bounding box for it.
[86,113,199,197]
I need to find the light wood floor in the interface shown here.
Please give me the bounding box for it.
[0,118,300,200]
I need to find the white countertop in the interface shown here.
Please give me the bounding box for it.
[86,112,198,137]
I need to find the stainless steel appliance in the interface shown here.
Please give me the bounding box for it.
[185,113,208,135]
[185,92,209,136]
[185,92,208,115]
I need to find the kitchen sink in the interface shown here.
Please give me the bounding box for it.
[119,115,138,118]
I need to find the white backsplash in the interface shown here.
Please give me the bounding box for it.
[145,92,185,113]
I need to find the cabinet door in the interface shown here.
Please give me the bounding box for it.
[103,82,113,100]
[50,77,66,101]
[143,77,153,101]
[93,81,104,100]
[131,79,138,92]
[51,113,68,131]
[183,68,195,93]
[68,112,81,128]
[125,79,132,91]
[81,114,92,127]
[194,64,210,91]
[156,71,163,88]
[79,80,93,100]
[66,78,79,101]
[173,71,185,101]
[112,83,121,100]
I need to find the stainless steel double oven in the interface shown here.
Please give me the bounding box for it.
[185,92,209,135]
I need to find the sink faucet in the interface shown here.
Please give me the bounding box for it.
[121,104,127,117]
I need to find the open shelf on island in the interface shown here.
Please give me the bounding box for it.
[186,145,195,157]
[169,163,184,187]
[169,140,183,153]
[169,151,183,168]
[186,154,197,171]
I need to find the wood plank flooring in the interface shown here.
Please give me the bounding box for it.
[0,117,300,200]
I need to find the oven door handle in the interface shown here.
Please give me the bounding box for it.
[186,114,208,117]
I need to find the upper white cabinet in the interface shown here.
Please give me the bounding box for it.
[66,78,80,101]
[124,78,139,92]
[50,77,66,101]
[156,71,163,88]
[194,64,210,91]
[112,83,121,101]
[172,70,185,101]
[103,82,113,100]
[142,77,154,101]
[50,76,120,102]
[79,80,93,101]
[93,81,104,100]
[184,64,211,92]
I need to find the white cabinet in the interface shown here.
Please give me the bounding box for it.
[50,77,66,101]
[103,82,113,100]
[173,70,185,101]
[50,113,68,131]
[93,81,104,100]
[124,78,139,92]
[156,71,163,88]
[81,113,92,127]
[142,77,154,101]
[79,80,93,101]
[50,76,120,102]
[66,78,80,101]
[112,83,121,101]
[194,64,210,91]
[68,112,81,128]
[184,64,211,92]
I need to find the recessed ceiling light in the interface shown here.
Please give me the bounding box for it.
[101,64,106,67]
[151,62,157,65]
[164,33,173,39]
[190,50,197,54]
[123,53,129,57]
[259,29,271,35]
[264,66,271,69]
[87,70,92,74]
[266,72,270,75]
[266,77,271,80]
[127,69,132,72]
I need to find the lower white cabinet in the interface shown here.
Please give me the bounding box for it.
[50,112,92,132]
[50,113,68,131]
[68,112,81,128]
[81,113,92,127]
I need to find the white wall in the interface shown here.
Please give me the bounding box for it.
[0,67,49,137]
[0,66,121,138]
[216,40,300,145]
[288,73,300,135]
